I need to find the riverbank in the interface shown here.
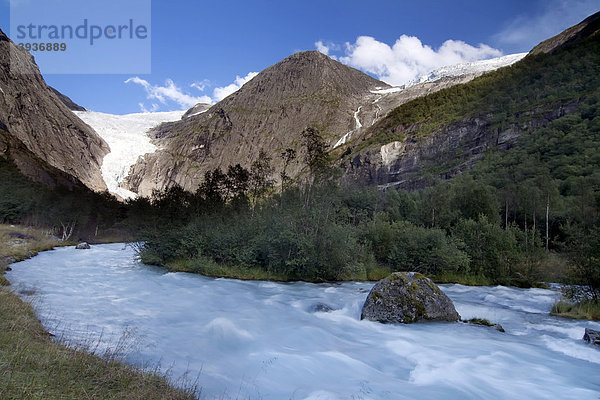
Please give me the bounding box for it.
[0,224,197,399]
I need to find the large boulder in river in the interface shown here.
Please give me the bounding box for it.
[361,272,460,324]
[75,242,90,250]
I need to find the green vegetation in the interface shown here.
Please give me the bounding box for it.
[551,300,600,321]
[0,225,196,399]
[464,318,505,332]
[132,131,564,285]
[464,318,495,327]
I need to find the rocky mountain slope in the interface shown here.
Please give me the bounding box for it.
[335,12,600,189]
[0,29,108,191]
[125,51,389,196]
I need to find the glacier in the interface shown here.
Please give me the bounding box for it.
[370,53,527,94]
[74,110,185,199]
[406,53,528,87]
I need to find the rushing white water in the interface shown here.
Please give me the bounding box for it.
[6,244,600,399]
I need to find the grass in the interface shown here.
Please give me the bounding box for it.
[163,257,392,283]
[0,224,70,271]
[166,257,291,281]
[462,318,505,332]
[0,224,198,399]
[551,299,600,321]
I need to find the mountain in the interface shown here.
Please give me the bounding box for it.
[336,12,600,189]
[122,49,537,197]
[0,29,109,191]
[124,51,389,196]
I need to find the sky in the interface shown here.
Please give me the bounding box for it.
[1,0,598,114]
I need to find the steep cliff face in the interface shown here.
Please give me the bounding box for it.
[125,51,389,196]
[0,29,108,191]
[337,13,600,190]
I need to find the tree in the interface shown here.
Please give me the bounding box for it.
[199,168,227,207]
[224,164,250,205]
[250,150,275,202]
[565,224,600,300]
[301,127,329,182]
[280,148,296,192]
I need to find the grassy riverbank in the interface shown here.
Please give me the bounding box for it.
[551,300,600,321]
[0,224,197,400]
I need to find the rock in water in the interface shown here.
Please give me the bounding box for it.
[309,303,334,313]
[361,272,460,324]
[583,328,600,346]
[75,242,90,250]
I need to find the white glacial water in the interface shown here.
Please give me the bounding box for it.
[6,244,600,399]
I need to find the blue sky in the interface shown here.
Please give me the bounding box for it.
[1,0,598,114]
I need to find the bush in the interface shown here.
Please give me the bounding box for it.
[362,216,469,276]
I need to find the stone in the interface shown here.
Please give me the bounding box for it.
[583,328,600,346]
[361,272,460,324]
[309,303,334,313]
[75,242,90,250]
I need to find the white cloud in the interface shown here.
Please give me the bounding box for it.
[139,102,159,113]
[339,35,502,86]
[125,77,212,111]
[212,72,258,102]
[315,41,330,55]
[315,41,339,60]
[495,0,599,50]
[126,72,258,113]
[191,79,211,92]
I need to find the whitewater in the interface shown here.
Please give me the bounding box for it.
[6,244,600,399]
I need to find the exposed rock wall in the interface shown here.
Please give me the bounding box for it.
[0,29,108,191]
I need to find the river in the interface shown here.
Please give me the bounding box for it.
[6,243,600,399]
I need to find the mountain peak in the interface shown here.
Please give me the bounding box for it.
[220,49,388,106]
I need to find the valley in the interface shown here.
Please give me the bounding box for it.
[0,7,599,400]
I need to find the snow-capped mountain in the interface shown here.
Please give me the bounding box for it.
[406,53,527,87]
[74,110,185,199]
